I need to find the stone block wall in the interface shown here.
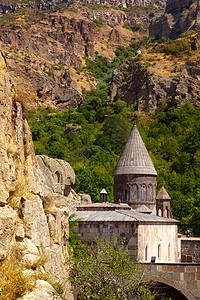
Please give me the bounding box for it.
[181,238,200,263]
[74,221,138,259]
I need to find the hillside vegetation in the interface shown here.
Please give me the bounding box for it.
[25,10,200,236]
[28,102,200,237]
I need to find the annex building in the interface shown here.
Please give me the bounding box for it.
[73,124,179,263]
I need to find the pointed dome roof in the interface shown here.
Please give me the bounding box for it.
[114,124,157,176]
[156,186,171,200]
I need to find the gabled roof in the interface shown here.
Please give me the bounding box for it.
[156,186,171,200]
[70,210,178,223]
[114,124,157,176]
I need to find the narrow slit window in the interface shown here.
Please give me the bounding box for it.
[158,244,161,259]
[145,245,148,261]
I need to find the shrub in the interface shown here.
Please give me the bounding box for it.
[0,245,34,300]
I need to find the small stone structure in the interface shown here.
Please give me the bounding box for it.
[156,185,172,218]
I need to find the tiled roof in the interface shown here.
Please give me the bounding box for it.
[77,202,131,211]
[117,210,179,223]
[71,210,135,222]
[70,210,178,223]
[114,124,157,176]
[156,186,171,200]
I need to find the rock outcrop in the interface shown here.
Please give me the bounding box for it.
[108,59,200,114]
[149,0,200,39]
[0,48,91,299]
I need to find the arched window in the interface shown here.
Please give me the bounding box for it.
[141,184,147,202]
[130,184,138,202]
[55,171,61,183]
[124,185,130,202]
[147,184,153,202]
[158,208,162,217]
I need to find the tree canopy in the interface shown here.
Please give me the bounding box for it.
[68,237,153,300]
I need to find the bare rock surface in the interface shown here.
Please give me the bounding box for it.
[0,48,91,299]
[19,280,62,300]
[150,0,200,39]
[0,206,16,259]
[36,155,75,195]
[109,59,200,113]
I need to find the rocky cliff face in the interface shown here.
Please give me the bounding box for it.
[0,48,91,299]
[0,13,98,109]
[70,3,155,27]
[149,0,200,39]
[109,58,200,114]
[0,6,137,109]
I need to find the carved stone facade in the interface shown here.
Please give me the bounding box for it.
[114,174,157,211]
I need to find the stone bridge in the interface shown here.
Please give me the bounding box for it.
[142,263,200,300]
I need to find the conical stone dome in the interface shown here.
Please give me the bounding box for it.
[114,124,157,176]
[156,186,171,200]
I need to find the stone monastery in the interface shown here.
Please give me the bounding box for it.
[73,124,180,263]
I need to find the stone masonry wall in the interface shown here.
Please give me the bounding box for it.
[181,238,200,263]
[138,223,178,263]
[74,221,138,259]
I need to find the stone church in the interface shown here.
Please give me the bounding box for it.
[113,123,172,218]
[72,124,179,263]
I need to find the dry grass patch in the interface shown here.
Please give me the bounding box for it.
[0,246,35,300]
[14,86,36,112]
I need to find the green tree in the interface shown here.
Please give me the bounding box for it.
[69,237,153,300]
[68,213,84,257]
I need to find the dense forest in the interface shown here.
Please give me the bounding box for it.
[28,42,200,237]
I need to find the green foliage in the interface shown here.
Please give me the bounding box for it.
[160,39,192,56]
[142,103,200,234]
[27,35,200,237]
[68,213,84,256]
[93,19,104,27]
[69,237,153,300]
